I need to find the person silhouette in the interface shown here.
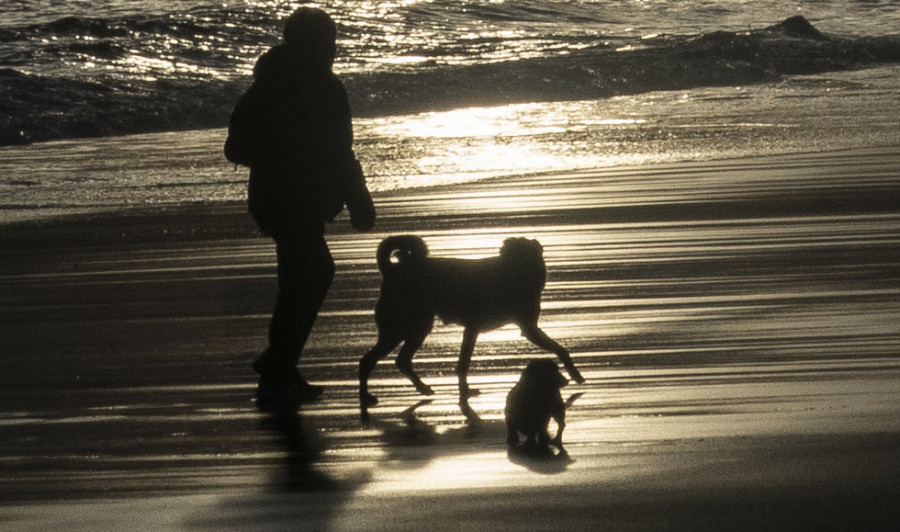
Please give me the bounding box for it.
[226,7,375,410]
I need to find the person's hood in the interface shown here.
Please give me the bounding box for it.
[253,43,334,81]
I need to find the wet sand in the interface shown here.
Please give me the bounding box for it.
[2,147,900,530]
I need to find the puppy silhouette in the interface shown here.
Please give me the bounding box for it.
[505,358,568,452]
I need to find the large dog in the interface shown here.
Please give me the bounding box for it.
[505,358,568,453]
[359,234,584,421]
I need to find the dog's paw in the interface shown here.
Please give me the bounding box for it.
[362,393,379,407]
[458,387,481,404]
[415,384,435,396]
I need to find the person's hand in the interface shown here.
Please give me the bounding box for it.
[348,189,375,231]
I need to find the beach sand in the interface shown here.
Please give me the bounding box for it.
[2,147,900,530]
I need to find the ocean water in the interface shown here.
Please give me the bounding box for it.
[1,0,899,223]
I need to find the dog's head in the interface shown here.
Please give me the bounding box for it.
[500,238,546,288]
[500,237,544,266]
[519,358,568,390]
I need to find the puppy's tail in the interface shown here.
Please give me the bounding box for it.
[377,234,429,276]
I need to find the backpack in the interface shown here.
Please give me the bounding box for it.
[224,85,263,166]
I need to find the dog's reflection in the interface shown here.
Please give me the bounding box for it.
[376,390,583,474]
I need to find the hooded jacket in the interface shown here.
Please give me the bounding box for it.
[237,42,365,236]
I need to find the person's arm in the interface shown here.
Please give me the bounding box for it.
[331,79,375,231]
[345,158,375,231]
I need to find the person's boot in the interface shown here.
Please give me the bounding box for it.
[252,353,324,411]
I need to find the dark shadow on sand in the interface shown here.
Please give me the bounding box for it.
[373,393,582,475]
[258,406,333,491]
[507,444,572,474]
[186,405,371,531]
[374,400,498,460]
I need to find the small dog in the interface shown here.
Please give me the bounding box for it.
[505,359,568,452]
[359,234,584,421]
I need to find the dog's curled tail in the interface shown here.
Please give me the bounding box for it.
[377,234,429,275]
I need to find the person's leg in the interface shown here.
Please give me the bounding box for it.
[254,229,334,405]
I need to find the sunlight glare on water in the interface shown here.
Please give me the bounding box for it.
[360,101,647,189]
[371,103,570,138]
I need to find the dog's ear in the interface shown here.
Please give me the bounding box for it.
[520,358,545,383]
[520,359,537,380]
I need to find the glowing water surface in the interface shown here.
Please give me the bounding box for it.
[2,66,898,224]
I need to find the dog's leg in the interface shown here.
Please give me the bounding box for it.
[395,333,434,396]
[506,424,520,446]
[538,427,552,447]
[551,412,566,452]
[456,328,482,422]
[359,335,401,422]
[552,426,565,452]
[521,325,585,384]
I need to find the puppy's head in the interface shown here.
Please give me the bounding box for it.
[519,358,568,390]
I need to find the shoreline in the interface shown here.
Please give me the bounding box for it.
[4,57,900,227]
[3,144,898,246]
